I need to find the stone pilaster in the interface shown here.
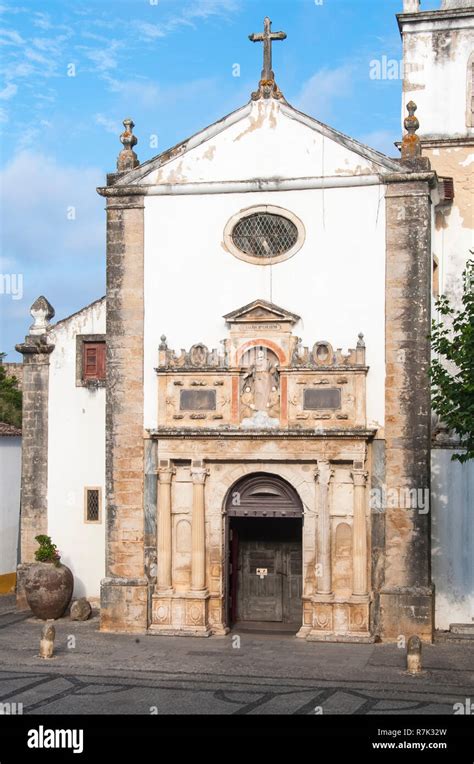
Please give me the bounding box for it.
[352,470,368,597]
[156,465,174,594]
[15,333,54,609]
[381,180,433,641]
[149,462,211,637]
[315,460,334,595]
[190,465,209,593]
[99,194,148,633]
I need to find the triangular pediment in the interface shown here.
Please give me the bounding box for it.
[224,299,300,325]
[102,98,407,193]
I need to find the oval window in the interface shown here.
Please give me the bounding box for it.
[224,205,305,265]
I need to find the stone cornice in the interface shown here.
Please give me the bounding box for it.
[397,8,474,33]
[15,339,54,356]
[395,137,474,148]
[97,171,437,199]
[155,366,370,375]
[148,427,377,440]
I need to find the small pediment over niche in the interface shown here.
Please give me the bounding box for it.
[223,299,300,327]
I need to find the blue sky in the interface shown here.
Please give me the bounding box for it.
[0,0,441,359]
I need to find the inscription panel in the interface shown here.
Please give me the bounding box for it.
[303,388,341,410]
[180,389,216,411]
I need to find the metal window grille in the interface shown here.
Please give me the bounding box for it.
[86,489,100,522]
[232,213,298,258]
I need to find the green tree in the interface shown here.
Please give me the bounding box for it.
[430,258,474,463]
[0,359,22,428]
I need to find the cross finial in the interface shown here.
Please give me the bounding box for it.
[249,17,287,101]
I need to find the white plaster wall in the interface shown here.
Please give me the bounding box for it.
[431,448,474,629]
[0,437,21,575]
[144,183,386,431]
[432,200,473,313]
[47,300,106,598]
[402,20,474,138]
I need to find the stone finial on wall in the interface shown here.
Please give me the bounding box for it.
[402,101,422,161]
[403,0,420,12]
[117,118,139,173]
[29,296,55,336]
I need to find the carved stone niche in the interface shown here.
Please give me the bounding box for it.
[155,301,368,432]
[224,299,300,369]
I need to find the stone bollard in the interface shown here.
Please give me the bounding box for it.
[407,635,422,674]
[39,622,55,659]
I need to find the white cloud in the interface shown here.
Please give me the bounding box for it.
[81,40,122,72]
[95,113,120,135]
[0,151,105,355]
[0,81,16,99]
[105,76,160,107]
[0,151,104,266]
[33,12,52,31]
[0,27,25,45]
[295,65,354,122]
[134,22,166,41]
[187,0,239,20]
[134,0,239,39]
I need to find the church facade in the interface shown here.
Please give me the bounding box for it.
[16,1,474,641]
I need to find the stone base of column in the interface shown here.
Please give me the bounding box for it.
[380,586,433,642]
[306,596,374,643]
[16,564,32,610]
[100,577,149,633]
[295,598,313,638]
[149,589,211,637]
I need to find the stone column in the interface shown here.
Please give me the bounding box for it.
[382,178,433,641]
[156,465,174,593]
[190,465,209,593]
[315,460,334,595]
[98,192,148,634]
[15,297,55,609]
[352,469,368,596]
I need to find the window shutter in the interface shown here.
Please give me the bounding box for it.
[96,343,106,380]
[83,342,106,381]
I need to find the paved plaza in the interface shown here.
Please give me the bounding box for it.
[0,597,472,716]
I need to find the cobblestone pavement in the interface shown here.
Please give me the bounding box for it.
[0,597,473,715]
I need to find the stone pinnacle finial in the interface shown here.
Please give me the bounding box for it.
[249,17,287,101]
[401,101,422,162]
[117,118,139,173]
[29,296,55,336]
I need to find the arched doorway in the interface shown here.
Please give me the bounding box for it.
[226,473,303,633]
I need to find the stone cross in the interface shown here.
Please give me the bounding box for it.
[249,17,286,81]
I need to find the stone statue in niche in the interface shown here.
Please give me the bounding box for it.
[241,348,280,428]
[189,343,208,367]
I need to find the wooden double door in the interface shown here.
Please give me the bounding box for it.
[230,517,302,627]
